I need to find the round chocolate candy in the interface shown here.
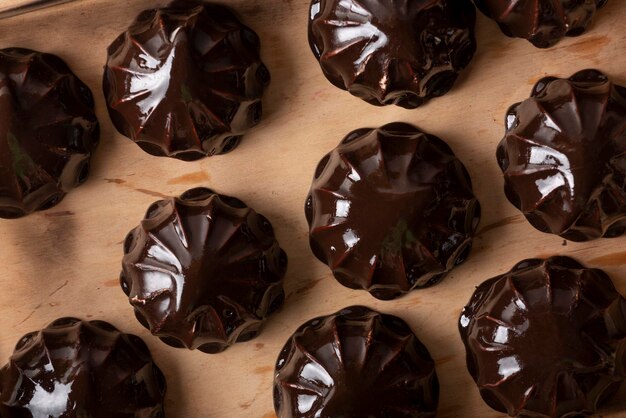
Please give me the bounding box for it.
[496,69,626,242]
[459,256,626,417]
[0,48,99,219]
[308,0,476,108]
[0,318,166,417]
[305,122,480,300]
[274,305,439,417]
[103,0,270,161]
[474,0,608,48]
[121,187,287,353]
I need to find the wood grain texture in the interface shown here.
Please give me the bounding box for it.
[0,0,625,417]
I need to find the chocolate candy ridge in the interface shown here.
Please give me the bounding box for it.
[496,69,626,242]
[274,305,439,417]
[306,122,480,300]
[474,0,608,48]
[103,0,270,161]
[121,187,287,353]
[0,317,166,417]
[459,256,626,417]
[308,0,476,108]
[0,48,99,218]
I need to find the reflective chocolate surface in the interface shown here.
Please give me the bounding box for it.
[274,305,439,418]
[0,317,166,417]
[103,0,270,161]
[121,187,287,353]
[496,69,626,242]
[475,0,608,48]
[305,122,480,300]
[459,256,626,417]
[0,48,99,219]
[308,0,476,108]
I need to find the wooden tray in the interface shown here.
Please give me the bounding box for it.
[1,1,625,416]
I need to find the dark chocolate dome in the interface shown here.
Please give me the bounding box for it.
[0,318,165,418]
[496,69,626,242]
[306,122,480,300]
[474,0,608,48]
[103,1,270,161]
[274,306,439,418]
[308,0,476,108]
[121,187,287,353]
[459,256,626,417]
[0,48,99,219]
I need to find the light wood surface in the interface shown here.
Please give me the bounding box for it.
[0,0,76,18]
[0,1,625,417]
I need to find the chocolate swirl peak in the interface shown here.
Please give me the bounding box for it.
[459,256,626,417]
[103,1,270,160]
[0,48,99,218]
[306,122,480,300]
[274,305,439,417]
[308,0,476,108]
[121,187,287,353]
[0,318,165,417]
[496,69,626,241]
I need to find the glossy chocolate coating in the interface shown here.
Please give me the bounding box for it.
[308,0,476,108]
[496,69,626,242]
[474,0,607,48]
[274,305,439,418]
[0,318,166,417]
[103,0,270,161]
[121,187,287,353]
[459,256,626,417]
[0,48,99,219]
[305,122,480,300]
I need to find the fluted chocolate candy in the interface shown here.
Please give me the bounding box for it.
[496,69,626,242]
[459,256,626,417]
[121,187,287,353]
[474,0,607,48]
[306,122,480,300]
[0,48,99,219]
[308,0,476,108]
[103,0,270,161]
[274,306,439,418]
[0,318,166,417]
